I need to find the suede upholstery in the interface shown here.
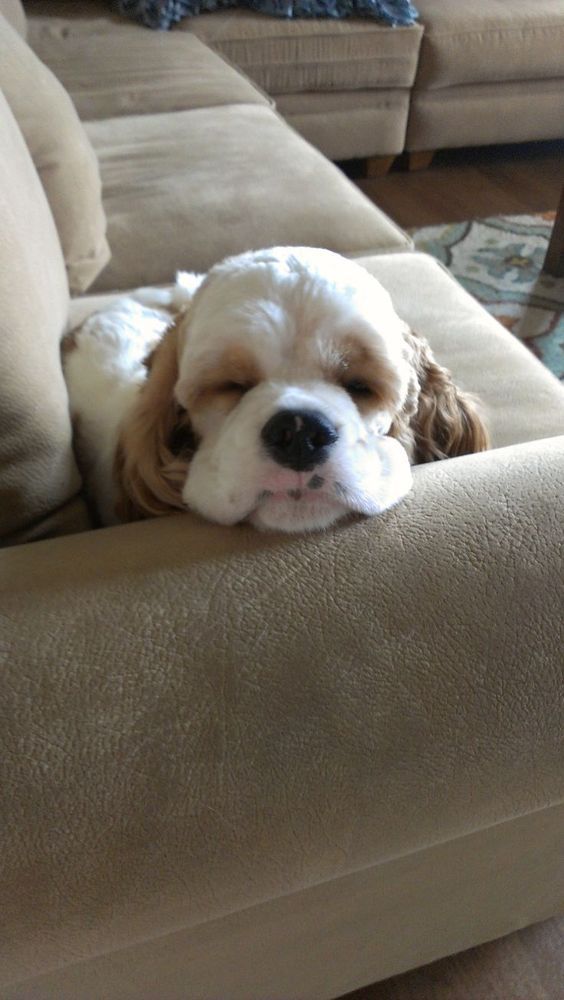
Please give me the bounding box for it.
[85,104,410,292]
[28,22,270,121]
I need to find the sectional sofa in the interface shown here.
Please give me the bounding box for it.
[25,0,564,163]
[1,2,564,998]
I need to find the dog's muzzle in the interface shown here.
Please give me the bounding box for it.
[260,408,338,471]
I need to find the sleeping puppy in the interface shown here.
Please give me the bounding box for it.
[64,246,488,532]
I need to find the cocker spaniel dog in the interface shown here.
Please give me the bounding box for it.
[64,247,488,532]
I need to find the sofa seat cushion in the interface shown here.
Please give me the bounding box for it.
[180,11,423,94]
[27,19,269,121]
[414,0,564,89]
[0,12,109,293]
[85,104,411,292]
[0,91,90,545]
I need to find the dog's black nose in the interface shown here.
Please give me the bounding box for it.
[261,409,338,471]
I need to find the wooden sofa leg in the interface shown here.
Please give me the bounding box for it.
[543,187,564,277]
[408,150,435,171]
[365,155,396,178]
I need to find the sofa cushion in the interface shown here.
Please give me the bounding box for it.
[0,13,110,293]
[0,91,90,545]
[182,11,423,94]
[0,0,25,34]
[414,0,564,89]
[276,88,410,159]
[406,78,564,152]
[28,20,269,121]
[85,104,411,292]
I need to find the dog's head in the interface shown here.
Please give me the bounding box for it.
[116,247,488,532]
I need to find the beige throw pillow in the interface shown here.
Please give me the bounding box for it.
[0,89,90,543]
[0,0,25,35]
[0,13,110,293]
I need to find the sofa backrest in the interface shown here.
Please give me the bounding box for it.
[0,12,110,294]
[0,0,25,35]
[0,89,91,544]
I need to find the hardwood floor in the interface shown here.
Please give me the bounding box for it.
[341,140,564,229]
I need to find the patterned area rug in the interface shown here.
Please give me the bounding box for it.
[411,213,563,380]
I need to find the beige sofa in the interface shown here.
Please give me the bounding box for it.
[24,0,564,162]
[1,2,564,997]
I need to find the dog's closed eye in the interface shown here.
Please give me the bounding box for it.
[216,380,257,396]
[341,378,374,398]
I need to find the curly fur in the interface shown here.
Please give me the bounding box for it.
[114,319,195,520]
[391,329,489,463]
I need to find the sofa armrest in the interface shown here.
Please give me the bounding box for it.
[2,436,564,988]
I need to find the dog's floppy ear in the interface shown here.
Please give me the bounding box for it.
[396,328,489,463]
[114,314,197,521]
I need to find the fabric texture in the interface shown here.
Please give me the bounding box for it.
[183,11,423,93]
[276,89,410,159]
[0,91,90,544]
[414,0,564,88]
[406,78,564,152]
[27,22,269,121]
[0,0,25,34]
[85,104,410,292]
[0,13,110,293]
[115,0,418,29]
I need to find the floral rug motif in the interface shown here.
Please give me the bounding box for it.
[411,213,563,380]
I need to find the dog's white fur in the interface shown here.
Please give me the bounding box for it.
[63,276,199,525]
[64,247,487,532]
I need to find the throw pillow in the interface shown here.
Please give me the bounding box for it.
[0,13,110,294]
